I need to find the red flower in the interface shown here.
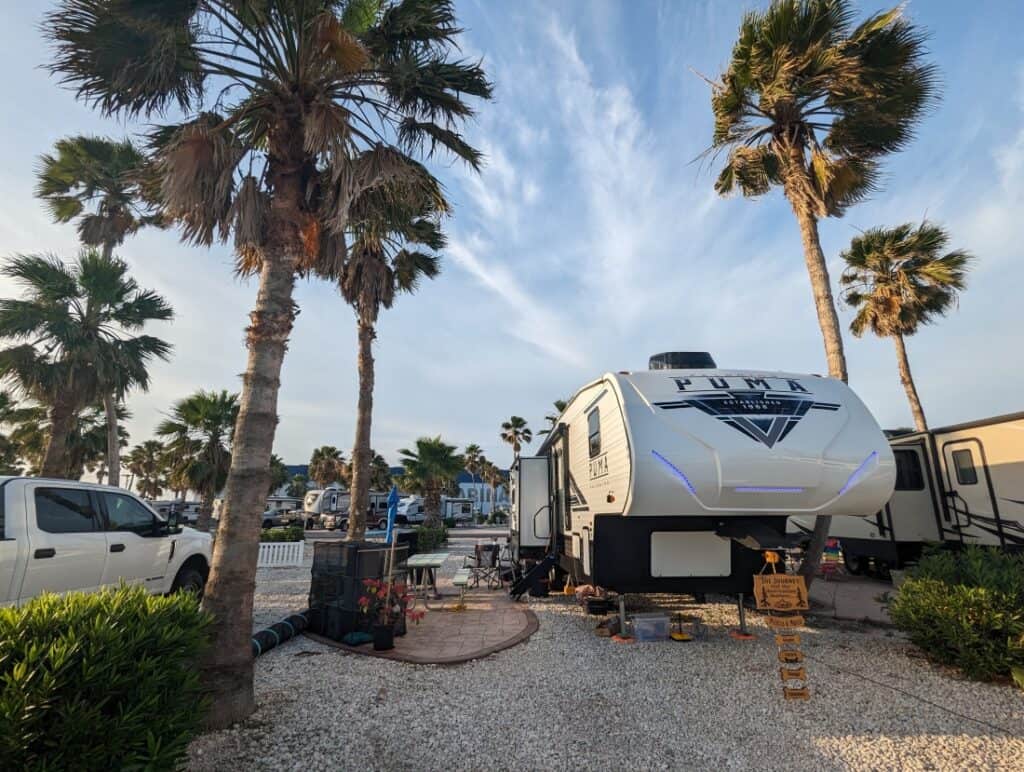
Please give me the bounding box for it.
[357,596,370,608]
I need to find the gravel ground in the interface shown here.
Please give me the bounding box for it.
[190,547,1024,771]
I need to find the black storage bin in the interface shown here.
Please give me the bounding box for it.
[394,529,419,556]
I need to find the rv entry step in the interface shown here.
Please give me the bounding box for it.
[510,553,558,601]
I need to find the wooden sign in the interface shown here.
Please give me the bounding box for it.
[775,633,801,646]
[754,574,809,611]
[766,614,805,629]
[777,649,804,664]
[780,667,807,682]
[783,686,810,701]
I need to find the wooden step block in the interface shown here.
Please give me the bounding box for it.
[775,633,801,646]
[779,666,807,682]
[778,649,804,664]
[783,686,810,701]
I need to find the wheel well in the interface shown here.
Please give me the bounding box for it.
[177,553,210,581]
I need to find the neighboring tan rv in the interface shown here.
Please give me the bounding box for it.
[790,412,1024,571]
[512,352,896,597]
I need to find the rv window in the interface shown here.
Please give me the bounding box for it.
[893,450,925,491]
[587,409,601,458]
[952,449,978,485]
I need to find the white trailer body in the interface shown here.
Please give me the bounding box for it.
[520,357,895,595]
[791,412,1024,569]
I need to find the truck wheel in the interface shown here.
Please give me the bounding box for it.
[338,519,348,533]
[171,565,206,598]
[306,517,316,529]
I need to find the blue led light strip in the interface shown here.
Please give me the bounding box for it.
[651,449,697,495]
[838,451,879,496]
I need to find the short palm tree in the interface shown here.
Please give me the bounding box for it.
[157,390,239,531]
[398,436,463,528]
[267,453,289,496]
[0,391,24,475]
[709,0,936,581]
[0,250,171,478]
[36,135,168,487]
[126,439,168,499]
[463,443,484,511]
[45,0,491,722]
[309,446,347,490]
[538,399,568,436]
[500,416,532,458]
[840,222,973,432]
[338,172,445,540]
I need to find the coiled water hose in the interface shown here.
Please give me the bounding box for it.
[251,610,310,657]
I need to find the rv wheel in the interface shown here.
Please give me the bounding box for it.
[306,517,316,529]
[843,552,867,575]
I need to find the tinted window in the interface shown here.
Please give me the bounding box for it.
[36,488,99,534]
[894,450,925,491]
[587,409,601,458]
[952,449,978,485]
[105,493,158,536]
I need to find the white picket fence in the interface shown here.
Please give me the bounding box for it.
[257,540,305,568]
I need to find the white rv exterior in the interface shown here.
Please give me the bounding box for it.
[520,358,895,595]
[791,412,1024,570]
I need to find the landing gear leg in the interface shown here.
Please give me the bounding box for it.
[730,593,756,640]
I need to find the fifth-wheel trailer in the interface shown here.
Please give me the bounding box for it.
[790,411,1024,571]
[510,352,896,596]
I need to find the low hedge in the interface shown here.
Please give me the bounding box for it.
[415,524,448,553]
[889,547,1024,686]
[0,586,211,769]
[260,525,305,542]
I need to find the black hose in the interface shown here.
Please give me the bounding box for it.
[251,610,310,657]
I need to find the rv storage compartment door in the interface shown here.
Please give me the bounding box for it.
[650,532,731,577]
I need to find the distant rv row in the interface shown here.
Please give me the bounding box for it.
[506,352,1021,598]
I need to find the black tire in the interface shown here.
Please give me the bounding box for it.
[262,519,273,529]
[843,550,867,575]
[171,565,206,598]
[306,517,316,529]
[338,519,348,533]
[377,518,389,530]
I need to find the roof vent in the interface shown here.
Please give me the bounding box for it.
[648,352,717,370]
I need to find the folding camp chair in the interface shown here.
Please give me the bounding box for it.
[463,542,501,590]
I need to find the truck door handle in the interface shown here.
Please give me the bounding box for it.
[110,543,125,553]
[34,548,56,559]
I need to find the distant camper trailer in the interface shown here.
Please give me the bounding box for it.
[790,412,1024,571]
[511,352,896,597]
[304,487,391,530]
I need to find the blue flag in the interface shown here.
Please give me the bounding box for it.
[385,484,400,544]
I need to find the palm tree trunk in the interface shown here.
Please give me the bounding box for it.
[196,488,215,532]
[423,487,442,529]
[893,333,928,432]
[346,317,376,541]
[199,175,302,726]
[40,400,76,479]
[103,391,120,487]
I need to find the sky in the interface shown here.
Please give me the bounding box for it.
[0,0,1022,471]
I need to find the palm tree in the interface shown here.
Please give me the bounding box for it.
[538,399,568,436]
[709,0,936,580]
[267,453,290,496]
[0,250,171,478]
[45,0,491,722]
[309,446,347,490]
[463,443,483,511]
[338,171,446,541]
[286,474,310,499]
[0,391,24,475]
[8,402,125,479]
[126,439,167,499]
[398,436,463,528]
[500,416,532,458]
[157,390,239,531]
[482,461,505,516]
[37,136,168,487]
[840,222,973,432]
[369,451,393,491]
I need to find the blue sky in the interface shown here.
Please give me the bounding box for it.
[1,1,1022,470]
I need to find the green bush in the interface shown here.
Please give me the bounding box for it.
[889,547,1024,685]
[443,517,457,529]
[415,524,448,553]
[0,586,211,769]
[260,525,305,542]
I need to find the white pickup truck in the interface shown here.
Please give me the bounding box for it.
[0,477,213,606]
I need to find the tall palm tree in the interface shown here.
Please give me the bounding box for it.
[500,416,532,458]
[267,453,290,496]
[157,390,239,531]
[398,436,463,528]
[0,250,171,478]
[37,136,167,488]
[338,170,446,541]
[45,0,491,722]
[463,443,483,511]
[840,222,973,432]
[709,0,936,580]
[126,439,168,499]
[369,451,393,491]
[308,446,347,489]
[538,399,568,436]
[0,391,24,475]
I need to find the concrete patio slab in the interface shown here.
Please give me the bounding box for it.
[807,574,894,625]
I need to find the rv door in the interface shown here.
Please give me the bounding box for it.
[941,440,1004,547]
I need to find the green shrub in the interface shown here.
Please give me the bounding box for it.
[443,517,457,529]
[0,586,211,769]
[415,524,448,553]
[890,547,1024,684]
[260,525,305,542]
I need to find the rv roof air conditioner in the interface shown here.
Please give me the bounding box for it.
[648,351,716,370]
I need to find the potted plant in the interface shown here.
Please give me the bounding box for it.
[357,578,424,651]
